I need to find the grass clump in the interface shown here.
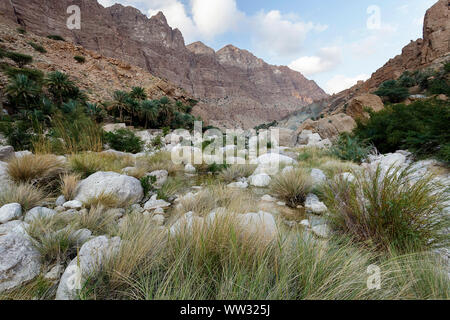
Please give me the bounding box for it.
[47,35,65,41]
[60,173,80,201]
[5,51,33,68]
[7,154,66,187]
[218,164,256,183]
[28,41,47,53]
[69,152,134,178]
[75,205,118,236]
[0,183,47,211]
[322,165,449,252]
[269,168,312,207]
[74,55,86,63]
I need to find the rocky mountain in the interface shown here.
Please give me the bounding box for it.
[280,0,450,140]
[0,0,328,128]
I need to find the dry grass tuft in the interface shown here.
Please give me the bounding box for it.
[0,183,48,211]
[269,168,313,207]
[218,164,257,183]
[69,152,134,178]
[7,154,66,186]
[84,192,122,209]
[60,173,80,201]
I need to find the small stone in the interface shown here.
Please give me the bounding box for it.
[184,163,196,173]
[151,214,165,226]
[249,173,271,187]
[0,146,14,161]
[54,206,65,213]
[154,207,164,214]
[0,203,22,224]
[305,194,328,215]
[144,194,171,210]
[55,195,66,207]
[261,195,276,202]
[227,181,248,189]
[312,224,331,238]
[311,168,327,185]
[63,200,83,209]
[276,201,286,206]
[300,219,310,227]
[44,265,63,281]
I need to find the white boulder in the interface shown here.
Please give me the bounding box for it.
[24,207,57,222]
[144,194,171,211]
[305,194,328,215]
[56,236,121,300]
[147,170,168,188]
[0,203,22,224]
[74,171,143,206]
[0,233,41,293]
[311,168,327,185]
[237,211,278,242]
[0,220,29,236]
[249,174,271,187]
[63,200,83,210]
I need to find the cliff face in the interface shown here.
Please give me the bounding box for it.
[0,0,328,128]
[363,0,450,90]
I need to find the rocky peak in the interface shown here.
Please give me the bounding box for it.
[216,45,264,68]
[187,41,215,56]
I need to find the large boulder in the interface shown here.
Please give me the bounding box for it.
[253,153,296,175]
[74,172,143,206]
[237,211,278,243]
[345,94,384,120]
[0,220,29,236]
[0,146,14,161]
[0,203,22,224]
[102,123,126,133]
[56,236,121,300]
[0,233,41,293]
[249,174,271,187]
[293,114,356,142]
[0,161,11,194]
[24,207,57,222]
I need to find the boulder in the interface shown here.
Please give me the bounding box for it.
[0,203,22,224]
[227,181,248,189]
[249,174,271,187]
[74,172,143,206]
[169,212,204,235]
[0,220,29,236]
[184,163,196,173]
[102,123,126,133]
[63,200,83,210]
[144,194,171,211]
[147,170,168,188]
[55,195,66,207]
[294,114,356,142]
[0,161,11,194]
[345,94,384,120]
[305,194,328,215]
[312,224,331,238]
[237,211,278,242]
[311,168,327,185]
[0,146,14,161]
[56,236,121,300]
[0,233,41,293]
[253,153,296,175]
[24,207,57,222]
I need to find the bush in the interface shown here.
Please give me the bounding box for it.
[428,78,450,96]
[354,99,450,162]
[16,27,26,34]
[104,129,143,153]
[374,80,409,103]
[28,42,47,53]
[140,175,156,197]
[74,55,86,63]
[329,133,373,163]
[60,173,80,200]
[5,51,33,68]
[0,119,34,150]
[47,35,65,41]
[269,168,313,207]
[323,165,449,252]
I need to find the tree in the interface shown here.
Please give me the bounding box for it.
[110,90,129,122]
[45,71,76,105]
[140,100,159,128]
[130,86,147,101]
[374,80,409,103]
[6,74,41,109]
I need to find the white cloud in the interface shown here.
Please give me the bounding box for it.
[251,10,328,58]
[325,74,370,95]
[288,46,341,76]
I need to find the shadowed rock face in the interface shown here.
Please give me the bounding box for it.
[0,0,328,128]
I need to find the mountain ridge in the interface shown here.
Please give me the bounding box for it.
[0,0,328,128]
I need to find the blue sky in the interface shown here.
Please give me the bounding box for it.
[98,0,437,94]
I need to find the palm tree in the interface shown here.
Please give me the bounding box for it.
[140,100,159,128]
[130,86,147,101]
[158,96,174,127]
[110,90,129,122]
[6,74,41,109]
[45,71,75,105]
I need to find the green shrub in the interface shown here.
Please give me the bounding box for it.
[28,41,47,53]
[47,35,65,41]
[0,119,33,150]
[330,133,373,163]
[140,175,156,197]
[374,80,409,103]
[445,62,450,74]
[16,27,26,34]
[74,55,86,63]
[269,168,313,207]
[5,51,33,68]
[428,78,450,96]
[2,65,44,83]
[323,165,449,252]
[354,99,450,162]
[104,129,143,153]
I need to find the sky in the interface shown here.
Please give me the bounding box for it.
[97,0,437,94]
